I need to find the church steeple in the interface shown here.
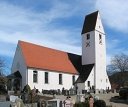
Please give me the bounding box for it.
[81,11,111,90]
[82,11,105,35]
[81,11,98,34]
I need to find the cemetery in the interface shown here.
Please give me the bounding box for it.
[0,84,128,107]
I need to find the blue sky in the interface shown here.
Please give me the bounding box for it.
[0,0,128,75]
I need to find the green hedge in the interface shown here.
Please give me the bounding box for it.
[93,100,106,107]
[74,101,89,107]
[74,100,106,107]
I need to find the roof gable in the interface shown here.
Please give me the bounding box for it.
[19,41,80,74]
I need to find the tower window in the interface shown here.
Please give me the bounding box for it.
[99,34,102,44]
[99,34,102,40]
[45,72,49,84]
[33,71,38,83]
[72,75,75,85]
[86,34,90,40]
[59,74,62,84]
[87,81,90,87]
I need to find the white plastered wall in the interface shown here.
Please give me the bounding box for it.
[94,13,111,90]
[27,68,79,92]
[94,30,111,90]
[82,31,95,65]
[84,67,95,90]
[11,44,27,89]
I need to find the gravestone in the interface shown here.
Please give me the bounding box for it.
[94,96,99,101]
[10,95,18,102]
[80,95,85,102]
[8,91,14,95]
[47,101,57,107]
[63,97,73,107]
[62,88,65,95]
[38,99,47,107]
[24,93,29,103]
[57,89,61,95]
[24,103,37,107]
[47,99,62,107]
[69,88,74,95]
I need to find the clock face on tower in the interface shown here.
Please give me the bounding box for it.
[86,41,90,47]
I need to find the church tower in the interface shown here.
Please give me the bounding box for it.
[81,11,111,90]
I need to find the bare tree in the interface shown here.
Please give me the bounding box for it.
[111,53,128,72]
[111,53,128,86]
[0,57,6,76]
[0,57,8,94]
[106,65,116,76]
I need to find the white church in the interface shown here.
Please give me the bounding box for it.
[9,11,111,94]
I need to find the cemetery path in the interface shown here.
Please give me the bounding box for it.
[0,93,127,107]
[94,93,128,107]
[54,93,128,107]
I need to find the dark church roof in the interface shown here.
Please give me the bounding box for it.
[76,64,94,83]
[7,71,22,79]
[81,11,98,34]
